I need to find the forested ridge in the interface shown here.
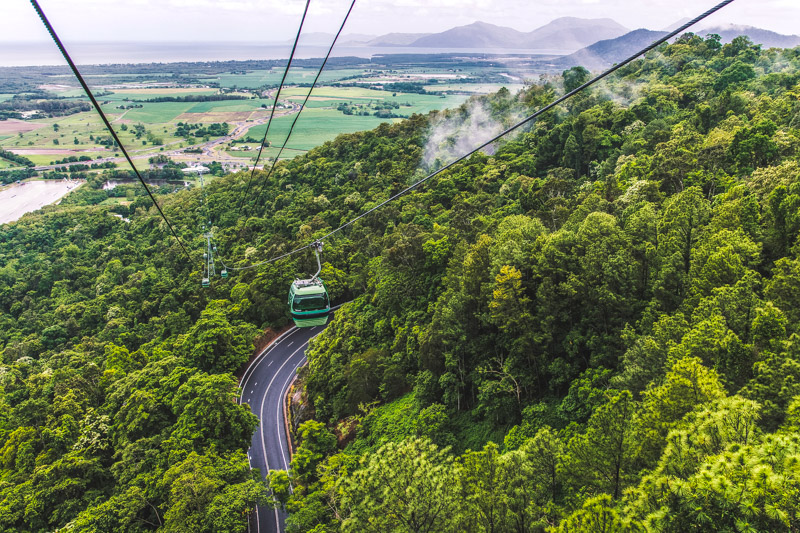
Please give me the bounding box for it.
[1,33,800,531]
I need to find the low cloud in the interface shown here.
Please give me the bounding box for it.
[421,97,526,171]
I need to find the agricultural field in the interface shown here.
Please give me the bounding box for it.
[423,82,526,94]
[282,86,468,115]
[202,68,367,89]
[102,88,219,98]
[1,87,468,167]
[219,89,468,160]
[229,108,395,156]
[0,56,516,172]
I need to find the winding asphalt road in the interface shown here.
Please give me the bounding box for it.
[239,325,324,533]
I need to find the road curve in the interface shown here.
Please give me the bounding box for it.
[239,325,324,533]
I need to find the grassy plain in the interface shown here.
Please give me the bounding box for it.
[103,88,219,98]
[204,68,366,89]
[423,83,526,94]
[244,108,397,152]
[2,85,468,164]
[1,61,493,168]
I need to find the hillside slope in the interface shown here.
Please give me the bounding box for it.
[1,32,800,533]
[556,28,669,69]
[700,24,800,47]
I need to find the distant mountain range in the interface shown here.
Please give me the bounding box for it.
[362,33,432,47]
[364,18,629,51]
[294,32,378,46]
[523,17,629,50]
[699,25,800,48]
[409,22,525,48]
[293,19,800,72]
[553,23,800,71]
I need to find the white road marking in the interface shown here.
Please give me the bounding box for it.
[240,328,302,533]
[240,326,298,397]
[237,325,321,533]
[259,342,308,533]
[277,355,309,473]
[288,341,294,347]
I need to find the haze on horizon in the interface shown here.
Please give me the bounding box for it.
[2,0,798,46]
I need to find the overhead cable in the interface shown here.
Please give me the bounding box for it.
[236,0,312,220]
[317,0,736,242]
[30,0,194,262]
[249,0,358,218]
[214,0,739,271]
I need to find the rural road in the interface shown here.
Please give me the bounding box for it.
[239,324,324,533]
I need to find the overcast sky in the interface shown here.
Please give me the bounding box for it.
[2,0,797,43]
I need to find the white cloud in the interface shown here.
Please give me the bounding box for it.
[2,0,798,45]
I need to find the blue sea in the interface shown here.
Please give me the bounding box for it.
[0,41,569,67]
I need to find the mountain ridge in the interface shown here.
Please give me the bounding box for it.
[409,18,629,50]
[699,24,800,48]
[555,28,669,70]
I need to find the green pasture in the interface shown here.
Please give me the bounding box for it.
[245,108,398,151]
[82,73,174,78]
[0,108,178,153]
[99,197,131,206]
[16,152,112,166]
[49,89,89,98]
[184,99,270,113]
[0,94,14,102]
[287,99,335,109]
[424,83,525,94]
[223,150,256,159]
[0,105,188,158]
[206,68,366,89]
[104,102,192,123]
[102,88,220,101]
[0,157,20,169]
[282,86,467,113]
[223,146,307,160]
[93,98,274,124]
[281,86,391,100]
[0,71,469,165]
[401,94,468,114]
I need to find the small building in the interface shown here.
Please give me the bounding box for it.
[182,165,210,175]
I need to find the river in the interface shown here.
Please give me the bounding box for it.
[0,180,81,225]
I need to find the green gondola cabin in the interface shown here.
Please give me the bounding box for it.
[288,278,330,327]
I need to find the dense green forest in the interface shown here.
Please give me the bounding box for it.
[2,33,800,531]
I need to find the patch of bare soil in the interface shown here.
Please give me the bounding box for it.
[0,120,48,135]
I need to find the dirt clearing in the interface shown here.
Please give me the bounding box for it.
[7,148,107,156]
[114,88,218,95]
[175,111,253,123]
[0,120,48,135]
